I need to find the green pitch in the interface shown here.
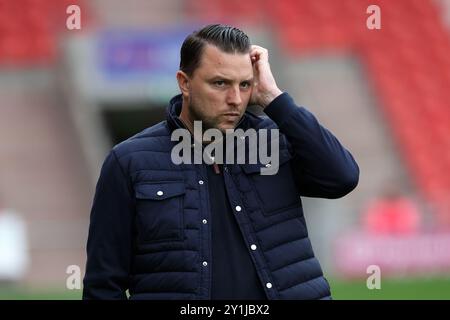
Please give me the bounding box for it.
[0,276,449,300]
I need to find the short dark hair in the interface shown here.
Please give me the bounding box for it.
[179,24,251,76]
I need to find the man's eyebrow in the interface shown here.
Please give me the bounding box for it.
[208,75,230,81]
[207,76,254,82]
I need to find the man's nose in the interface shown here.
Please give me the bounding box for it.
[226,85,242,106]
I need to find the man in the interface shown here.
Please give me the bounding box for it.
[83,24,359,300]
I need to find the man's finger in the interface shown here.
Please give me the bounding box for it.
[250,50,268,63]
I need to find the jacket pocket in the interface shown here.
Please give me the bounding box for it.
[134,181,186,244]
[241,150,300,216]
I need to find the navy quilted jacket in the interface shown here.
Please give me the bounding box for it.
[83,92,359,300]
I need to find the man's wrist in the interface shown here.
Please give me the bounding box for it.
[263,92,297,127]
[260,88,283,109]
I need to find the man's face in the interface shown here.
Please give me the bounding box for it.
[185,44,254,132]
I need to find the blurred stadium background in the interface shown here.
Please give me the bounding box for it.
[0,0,449,299]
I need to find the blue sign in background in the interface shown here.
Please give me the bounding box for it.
[97,26,198,80]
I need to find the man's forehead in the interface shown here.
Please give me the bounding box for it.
[198,44,253,77]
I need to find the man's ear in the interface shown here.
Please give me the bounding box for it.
[176,70,190,97]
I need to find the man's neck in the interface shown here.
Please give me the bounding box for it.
[179,104,194,134]
[179,102,220,145]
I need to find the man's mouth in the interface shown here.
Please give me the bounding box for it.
[223,112,240,119]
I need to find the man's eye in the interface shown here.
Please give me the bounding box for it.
[214,81,226,87]
[241,82,250,89]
